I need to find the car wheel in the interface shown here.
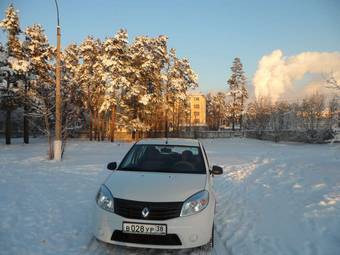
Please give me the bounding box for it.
[211,223,214,248]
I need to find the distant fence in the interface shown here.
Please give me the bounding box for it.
[68,130,244,141]
[1,129,336,143]
[142,129,334,143]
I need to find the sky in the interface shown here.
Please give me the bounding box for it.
[1,0,340,96]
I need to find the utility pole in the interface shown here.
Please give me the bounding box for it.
[54,0,62,160]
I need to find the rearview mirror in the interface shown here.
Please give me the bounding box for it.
[107,162,117,171]
[210,165,223,175]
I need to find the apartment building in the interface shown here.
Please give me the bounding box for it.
[188,93,206,126]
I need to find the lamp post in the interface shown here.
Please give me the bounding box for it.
[54,0,62,160]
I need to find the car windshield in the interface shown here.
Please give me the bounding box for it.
[119,144,206,174]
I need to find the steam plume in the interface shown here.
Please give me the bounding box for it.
[253,50,340,101]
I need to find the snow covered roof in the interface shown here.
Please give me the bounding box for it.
[188,91,205,96]
[136,138,200,147]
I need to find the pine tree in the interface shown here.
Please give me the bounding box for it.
[0,4,22,144]
[164,48,198,135]
[61,43,84,141]
[100,29,129,141]
[126,35,168,137]
[227,57,248,130]
[78,36,103,141]
[206,92,228,130]
[24,24,54,158]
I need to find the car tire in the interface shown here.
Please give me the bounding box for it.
[211,223,214,248]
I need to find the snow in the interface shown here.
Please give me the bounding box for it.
[139,94,151,105]
[8,57,30,73]
[206,138,340,255]
[0,138,339,255]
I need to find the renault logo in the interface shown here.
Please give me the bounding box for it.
[141,207,150,218]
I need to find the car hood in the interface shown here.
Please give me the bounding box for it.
[104,170,207,202]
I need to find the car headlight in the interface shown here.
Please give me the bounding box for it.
[180,190,209,217]
[96,184,114,213]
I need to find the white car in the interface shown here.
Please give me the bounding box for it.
[93,138,223,250]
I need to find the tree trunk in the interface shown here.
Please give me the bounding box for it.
[97,111,102,141]
[232,94,236,131]
[62,117,69,157]
[47,132,53,160]
[44,111,53,160]
[240,96,244,130]
[23,82,29,144]
[232,114,235,131]
[89,109,93,141]
[5,110,11,145]
[23,110,29,144]
[110,107,115,142]
[100,113,105,141]
[95,111,101,141]
[172,101,175,132]
[88,87,93,141]
[164,116,168,138]
[239,114,243,130]
[132,95,138,140]
[177,103,180,133]
[94,111,98,141]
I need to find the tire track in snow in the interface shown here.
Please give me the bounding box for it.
[213,229,231,255]
[212,157,272,255]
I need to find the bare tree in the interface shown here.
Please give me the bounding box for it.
[326,75,340,91]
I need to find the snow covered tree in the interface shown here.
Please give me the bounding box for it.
[124,35,168,137]
[99,29,129,141]
[61,43,84,141]
[74,30,198,140]
[245,97,272,135]
[227,57,248,130]
[325,96,339,130]
[0,43,16,144]
[270,101,290,141]
[164,48,198,135]
[0,4,23,144]
[78,36,104,141]
[1,4,200,145]
[24,24,54,158]
[206,92,229,130]
[299,93,325,131]
[0,4,21,58]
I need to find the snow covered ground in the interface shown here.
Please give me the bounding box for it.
[0,138,339,255]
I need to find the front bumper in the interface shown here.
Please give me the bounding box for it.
[93,202,214,249]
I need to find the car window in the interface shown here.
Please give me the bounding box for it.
[119,144,206,174]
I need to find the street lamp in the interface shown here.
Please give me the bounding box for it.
[54,0,62,160]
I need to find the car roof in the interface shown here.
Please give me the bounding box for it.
[136,138,200,147]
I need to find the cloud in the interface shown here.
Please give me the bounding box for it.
[253,50,340,102]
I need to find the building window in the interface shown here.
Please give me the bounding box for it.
[194,104,199,109]
[194,119,200,124]
[195,97,199,101]
[194,112,199,117]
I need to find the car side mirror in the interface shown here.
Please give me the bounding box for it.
[210,165,223,175]
[107,162,117,171]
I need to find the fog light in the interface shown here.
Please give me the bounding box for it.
[189,234,198,242]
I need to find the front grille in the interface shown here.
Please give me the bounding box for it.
[114,198,183,220]
[111,230,182,246]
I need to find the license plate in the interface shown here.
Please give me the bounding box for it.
[122,222,167,235]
